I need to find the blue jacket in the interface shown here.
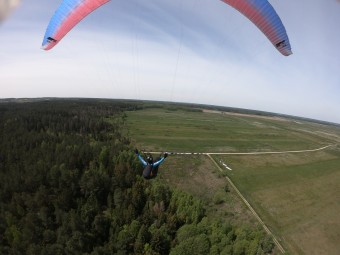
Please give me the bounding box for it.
[137,153,165,179]
[137,154,165,168]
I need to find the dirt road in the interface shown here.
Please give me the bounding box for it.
[146,144,334,254]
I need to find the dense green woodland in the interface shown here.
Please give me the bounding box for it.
[0,100,274,255]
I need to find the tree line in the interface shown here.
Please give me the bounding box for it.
[0,99,274,254]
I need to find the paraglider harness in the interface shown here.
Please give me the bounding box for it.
[135,149,167,179]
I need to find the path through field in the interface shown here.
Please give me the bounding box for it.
[147,144,334,254]
[148,144,333,156]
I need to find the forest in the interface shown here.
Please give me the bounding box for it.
[0,99,274,255]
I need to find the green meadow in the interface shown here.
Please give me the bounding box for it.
[127,107,336,153]
[217,152,340,255]
[127,106,340,255]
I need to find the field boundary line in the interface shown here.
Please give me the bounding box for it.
[207,154,286,254]
[147,144,333,156]
[206,144,333,155]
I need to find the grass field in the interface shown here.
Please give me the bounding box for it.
[216,152,340,255]
[126,106,340,255]
[127,107,336,153]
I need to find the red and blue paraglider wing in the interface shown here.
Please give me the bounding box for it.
[221,0,292,56]
[41,0,110,50]
[42,0,292,56]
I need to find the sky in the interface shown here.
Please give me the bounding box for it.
[0,0,339,124]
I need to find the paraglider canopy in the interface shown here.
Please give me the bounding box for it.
[220,0,292,56]
[41,0,292,55]
[41,0,110,50]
